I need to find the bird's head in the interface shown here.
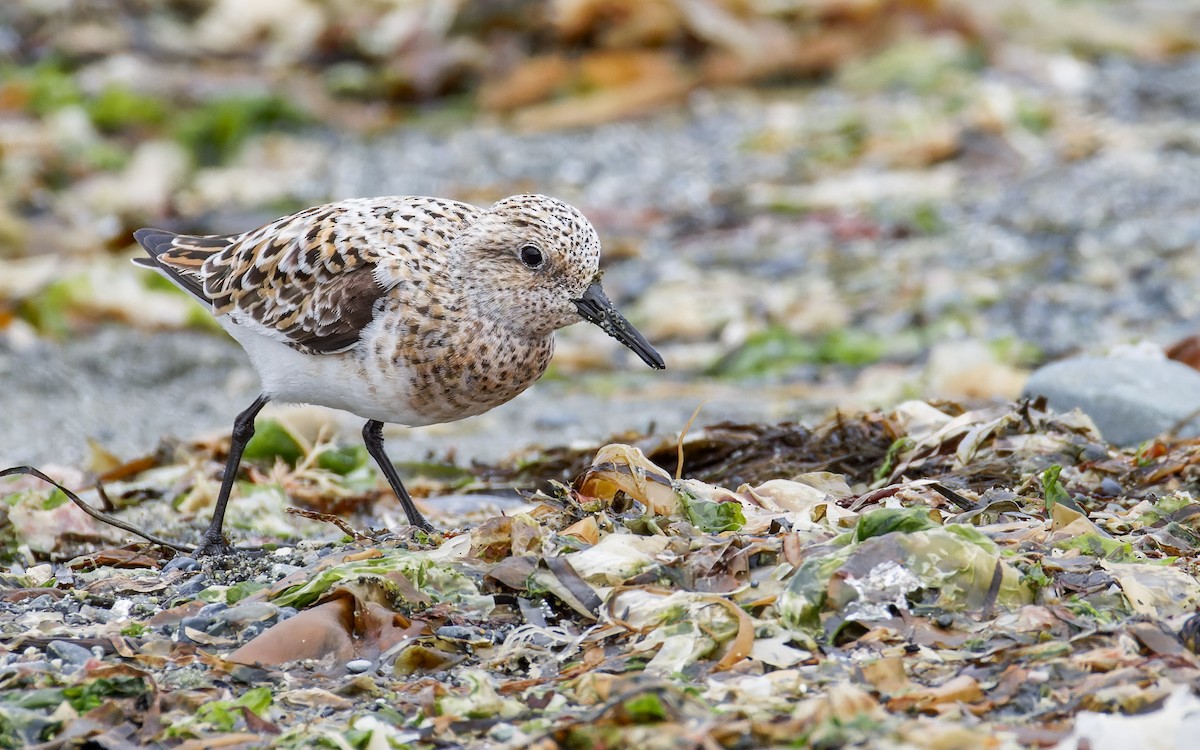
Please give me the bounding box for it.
[458,194,664,369]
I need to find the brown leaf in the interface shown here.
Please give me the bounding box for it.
[711,596,755,671]
[227,588,428,672]
[479,54,571,111]
[511,52,693,131]
[576,444,680,515]
[861,657,912,696]
[470,516,515,561]
[886,675,984,713]
[68,547,164,570]
[484,555,538,592]
[561,516,600,545]
[1166,334,1200,370]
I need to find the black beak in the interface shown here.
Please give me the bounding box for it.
[573,282,665,370]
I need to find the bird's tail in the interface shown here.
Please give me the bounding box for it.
[131,229,233,305]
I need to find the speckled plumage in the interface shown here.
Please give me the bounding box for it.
[133,193,663,550]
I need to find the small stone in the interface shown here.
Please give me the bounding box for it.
[198,602,228,618]
[79,604,114,623]
[270,563,302,578]
[179,615,215,635]
[1023,356,1200,447]
[27,594,57,610]
[47,640,93,667]
[217,601,279,626]
[346,659,373,674]
[163,556,200,573]
[435,625,488,643]
[174,576,209,598]
[25,564,54,586]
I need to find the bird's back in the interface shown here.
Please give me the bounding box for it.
[133,197,480,354]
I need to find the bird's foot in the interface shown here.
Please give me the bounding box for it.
[193,531,236,558]
[377,521,440,548]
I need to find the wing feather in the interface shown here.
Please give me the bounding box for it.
[133,197,478,354]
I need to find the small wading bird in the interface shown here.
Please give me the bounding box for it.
[134,194,664,555]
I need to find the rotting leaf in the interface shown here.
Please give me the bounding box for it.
[853,507,939,541]
[621,692,669,723]
[781,517,1033,635]
[271,548,478,610]
[576,444,680,515]
[438,669,524,720]
[188,686,274,733]
[565,533,670,586]
[682,495,745,533]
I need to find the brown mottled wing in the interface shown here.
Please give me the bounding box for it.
[139,198,478,354]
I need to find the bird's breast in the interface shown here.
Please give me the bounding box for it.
[365,311,555,425]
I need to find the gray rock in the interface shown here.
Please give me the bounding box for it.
[163,557,200,574]
[1023,356,1200,446]
[269,564,302,578]
[47,640,93,667]
[345,659,372,674]
[217,601,279,626]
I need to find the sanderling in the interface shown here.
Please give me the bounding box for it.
[134,194,664,554]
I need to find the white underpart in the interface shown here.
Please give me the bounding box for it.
[219,314,433,427]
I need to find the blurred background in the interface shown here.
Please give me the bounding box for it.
[2,0,1200,467]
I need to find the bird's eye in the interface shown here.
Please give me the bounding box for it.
[519,243,545,269]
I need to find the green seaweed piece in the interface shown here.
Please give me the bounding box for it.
[1042,465,1069,512]
[316,445,368,475]
[192,687,273,732]
[86,86,168,133]
[62,676,148,713]
[854,507,939,541]
[243,420,304,466]
[175,95,310,166]
[683,497,745,533]
[272,549,478,610]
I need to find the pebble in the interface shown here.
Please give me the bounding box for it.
[345,659,372,674]
[198,602,228,617]
[179,615,216,634]
[216,601,279,625]
[26,594,57,610]
[79,604,114,623]
[435,625,491,644]
[47,640,93,667]
[173,576,209,598]
[270,564,302,578]
[1023,356,1200,447]
[163,556,200,573]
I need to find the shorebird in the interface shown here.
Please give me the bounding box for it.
[134,194,663,554]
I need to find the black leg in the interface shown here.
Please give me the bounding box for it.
[196,394,270,555]
[362,420,434,531]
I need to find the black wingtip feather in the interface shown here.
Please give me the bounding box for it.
[133,227,178,257]
[130,227,212,304]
